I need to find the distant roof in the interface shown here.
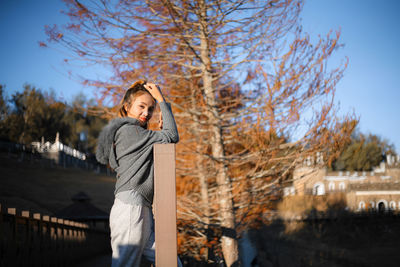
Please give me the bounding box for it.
[54,191,109,220]
[71,191,91,202]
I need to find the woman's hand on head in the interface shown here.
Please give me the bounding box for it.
[144,83,165,103]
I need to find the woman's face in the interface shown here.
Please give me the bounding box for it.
[126,92,155,127]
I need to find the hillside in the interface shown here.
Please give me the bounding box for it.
[0,152,115,216]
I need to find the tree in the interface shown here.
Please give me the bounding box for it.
[4,85,70,145]
[64,93,108,154]
[7,85,70,144]
[333,132,395,171]
[45,1,356,264]
[0,84,106,154]
[0,85,10,141]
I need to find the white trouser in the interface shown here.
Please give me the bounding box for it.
[109,198,182,267]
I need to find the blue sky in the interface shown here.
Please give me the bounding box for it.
[1,0,399,153]
[301,0,400,153]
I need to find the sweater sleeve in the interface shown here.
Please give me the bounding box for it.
[158,101,179,143]
[114,102,179,156]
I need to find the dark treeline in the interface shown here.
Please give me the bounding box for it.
[0,84,107,154]
[331,129,396,171]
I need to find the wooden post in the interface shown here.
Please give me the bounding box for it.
[154,144,178,267]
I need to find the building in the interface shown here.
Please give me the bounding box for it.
[283,154,400,212]
[31,132,88,167]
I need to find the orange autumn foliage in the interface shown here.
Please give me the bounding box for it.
[46,0,357,264]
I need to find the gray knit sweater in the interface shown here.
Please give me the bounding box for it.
[96,102,179,204]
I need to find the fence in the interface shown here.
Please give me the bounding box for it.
[0,140,113,176]
[0,203,110,266]
[304,188,349,195]
[0,143,179,266]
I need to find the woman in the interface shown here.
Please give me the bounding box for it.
[96,81,181,267]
